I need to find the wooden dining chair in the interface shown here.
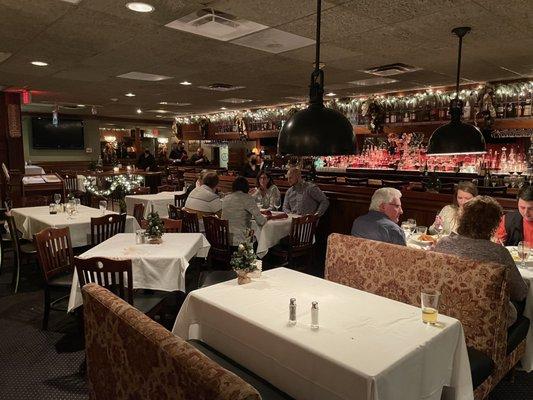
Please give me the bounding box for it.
[167,204,182,220]
[90,213,126,246]
[5,214,37,293]
[131,186,151,195]
[202,215,232,268]
[182,210,200,233]
[22,195,49,207]
[90,194,109,209]
[74,257,167,315]
[157,184,177,193]
[133,203,145,225]
[34,227,74,330]
[163,218,182,233]
[270,214,319,269]
[174,192,187,208]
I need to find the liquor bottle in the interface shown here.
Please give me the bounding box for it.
[390,112,396,123]
[506,102,514,118]
[524,99,532,117]
[403,112,409,123]
[497,101,505,118]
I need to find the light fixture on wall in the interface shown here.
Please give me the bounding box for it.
[426,27,486,156]
[277,0,356,156]
[104,135,116,143]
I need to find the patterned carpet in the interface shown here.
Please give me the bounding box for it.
[0,253,532,399]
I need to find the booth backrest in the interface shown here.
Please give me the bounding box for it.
[325,233,508,363]
[82,283,261,400]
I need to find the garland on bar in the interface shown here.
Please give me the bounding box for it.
[83,174,145,197]
[174,80,533,125]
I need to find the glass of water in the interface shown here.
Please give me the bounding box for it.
[99,200,107,215]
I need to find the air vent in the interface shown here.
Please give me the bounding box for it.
[198,83,245,92]
[165,8,268,42]
[363,63,421,76]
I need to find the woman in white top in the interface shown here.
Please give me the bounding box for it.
[429,181,478,234]
[251,171,281,210]
[222,176,271,246]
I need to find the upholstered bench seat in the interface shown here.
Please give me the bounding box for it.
[507,316,530,354]
[467,347,494,389]
[189,340,294,400]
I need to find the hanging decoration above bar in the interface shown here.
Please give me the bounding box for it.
[175,80,533,125]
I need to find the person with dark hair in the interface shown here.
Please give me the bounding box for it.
[169,141,187,163]
[251,171,281,210]
[434,196,528,326]
[429,181,478,234]
[495,185,533,245]
[241,153,260,178]
[222,176,270,246]
[190,147,209,165]
[184,171,221,218]
[136,148,156,171]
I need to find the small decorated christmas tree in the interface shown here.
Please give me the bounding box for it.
[145,205,164,243]
[230,230,258,284]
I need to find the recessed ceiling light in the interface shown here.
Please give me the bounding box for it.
[31,61,48,67]
[159,101,168,105]
[126,2,154,13]
[180,81,192,86]
[156,115,163,118]
[220,107,227,110]
[136,108,142,114]
[110,98,119,102]
[325,92,336,97]
[76,104,85,107]
[125,92,136,97]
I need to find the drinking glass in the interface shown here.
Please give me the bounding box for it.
[53,193,61,206]
[421,289,440,325]
[99,200,107,215]
[74,198,81,213]
[272,197,281,211]
[517,241,530,269]
[401,222,413,238]
[49,203,57,215]
[434,222,444,239]
[415,226,427,235]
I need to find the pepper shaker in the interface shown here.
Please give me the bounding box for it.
[288,298,297,326]
[311,301,319,330]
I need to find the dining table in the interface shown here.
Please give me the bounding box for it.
[252,212,297,258]
[67,232,210,311]
[10,205,140,248]
[173,267,473,400]
[125,190,186,218]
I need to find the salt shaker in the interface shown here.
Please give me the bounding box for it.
[288,298,297,326]
[311,301,319,330]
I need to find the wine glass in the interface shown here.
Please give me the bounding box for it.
[517,241,530,269]
[491,175,498,188]
[272,197,281,211]
[435,222,444,239]
[99,200,107,215]
[53,193,61,206]
[401,222,413,238]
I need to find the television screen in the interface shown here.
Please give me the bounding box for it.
[31,117,84,150]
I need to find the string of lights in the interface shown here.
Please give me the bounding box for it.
[83,174,145,197]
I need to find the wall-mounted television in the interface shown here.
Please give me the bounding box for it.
[31,117,85,150]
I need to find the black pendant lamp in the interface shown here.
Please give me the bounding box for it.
[277,0,356,156]
[426,27,486,156]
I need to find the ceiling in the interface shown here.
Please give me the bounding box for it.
[1,0,532,122]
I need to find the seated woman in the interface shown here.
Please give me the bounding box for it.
[251,171,281,210]
[434,196,528,326]
[429,181,477,234]
[222,176,270,246]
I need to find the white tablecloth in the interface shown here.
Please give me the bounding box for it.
[125,191,186,219]
[252,213,296,258]
[68,233,210,311]
[173,268,473,400]
[506,246,533,372]
[11,206,140,248]
[24,165,45,175]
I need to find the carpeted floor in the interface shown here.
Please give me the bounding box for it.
[0,251,532,399]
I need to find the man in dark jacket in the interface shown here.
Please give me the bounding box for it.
[495,185,533,245]
[137,148,156,171]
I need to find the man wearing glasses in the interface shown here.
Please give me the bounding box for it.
[351,187,406,245]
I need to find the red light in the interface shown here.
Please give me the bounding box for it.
[22,90,32,105]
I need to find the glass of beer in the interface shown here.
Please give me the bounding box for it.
[421,289,440,325]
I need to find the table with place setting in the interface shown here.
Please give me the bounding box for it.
[251,211,297,258]
[10,205,140,248]
[173,267,473,400]
[125,191,186,218]
[67,232,210,311]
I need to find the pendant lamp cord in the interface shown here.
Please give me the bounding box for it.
[314,0,321,74]
[455,34,462,100]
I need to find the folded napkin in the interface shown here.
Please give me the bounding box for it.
[269,212,288,220]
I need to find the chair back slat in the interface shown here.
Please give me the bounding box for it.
[63,175,78,191]
[133,203,145,224]
[74,256,133,304]
[90,213,127,246]
[6,214,21,258]
[289,214,319,248]
[167,204,182,220]
[203,216,230,251]
[174,193,187,208]
[182,210,199,233]
[34,227,74,283]
[157,184,177,193]
[163,218,182,233]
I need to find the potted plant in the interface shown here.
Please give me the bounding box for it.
[145,207,164,244]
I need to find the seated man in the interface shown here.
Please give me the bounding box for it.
[495,185,533,245]
[184,171,222,218]
[136,148,156,171]
[351,187,406,246]
[282,167,329,216]
[190,147,210,165]
[168,141,188,163]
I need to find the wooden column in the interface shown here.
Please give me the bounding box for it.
[0,92,25,207]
